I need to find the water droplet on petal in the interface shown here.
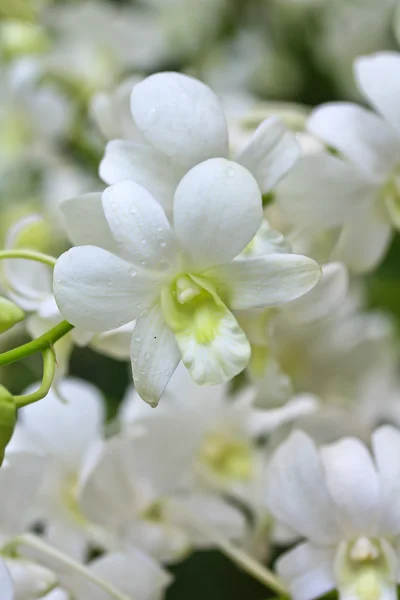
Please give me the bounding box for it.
[134,334,142,342]
[227,167,236,178]
[130,206,137,214]
[129,267,137,277]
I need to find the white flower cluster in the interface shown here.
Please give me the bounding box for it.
[1,2,400,600]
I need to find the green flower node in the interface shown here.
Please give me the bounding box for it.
[0,385,17,466]
[0,296,25,334]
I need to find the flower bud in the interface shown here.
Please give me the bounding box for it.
[0,386,17,466]
[0,297,25,334]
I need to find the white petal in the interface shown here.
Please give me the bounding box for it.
[277,543,335,600]
[308,103,400,180]
[99,140,184,212]
[124,519,189,564]
[0,451,46,535]
[236,117,301,193]
[102,180,179,272]
[355,52,400,134]
[276,152,377,229]
[119,386,155,426]
[167,495,246,547]
[283,262,348,324]
[207,254,321,311]
[20,378,104,469]
[91,76,144,141]
[130,72,228,167]
[91,322,135,360]
[332,208,393,273]
[0,560,13,600]
[131,305,181,407]
[41,589,68,600]
[67,550,172,600]
[79,418,201,526]
[248,394,319,437]
[174,301,251,386]
[251,356,293,409]
[174,158,262,270]
[236,220,291,258]
[321,438,381,536]
[54,246,160,332]
[266,430,340,544]
[59,193,118,253]
[5,559,56,600]
[46,521,87,562]
[372,426,400,534]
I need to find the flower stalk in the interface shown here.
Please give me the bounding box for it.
[14,347,56,407]
[3,534,133,600]
[169,500,289,596]
[0,320,74,367]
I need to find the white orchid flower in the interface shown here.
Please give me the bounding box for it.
[240,261,349,407]
[266,426,400,600]
[0,59,71,176]
[78,415,245,563]
[278,51,400,272]
[55,158,321,405]
[2,215,135,375]
[91,76,145,142]
[121,363,318,499]
[99,71,301,214]
[15,378,105,560]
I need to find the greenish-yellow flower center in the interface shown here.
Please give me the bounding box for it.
[161,274,225,345]
[142,500,164,523]
[335,537,396,600]
[199,433,253,481]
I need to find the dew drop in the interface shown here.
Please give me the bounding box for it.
[107,279,113,286]
[140,259,146,266]
[227,167,236,178]
[129,267,137,277]
[130,206,137,214]
[144,352,150,360]
[159,239,166,248]
[156,226,163,233]
[134,334,142,342]
[164,368,171,376]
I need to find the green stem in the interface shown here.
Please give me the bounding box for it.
[169,500,289,596]
[0,249,57,267]
[0,320,74,367]
[14,347,56,407]
[5,534,132,600]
